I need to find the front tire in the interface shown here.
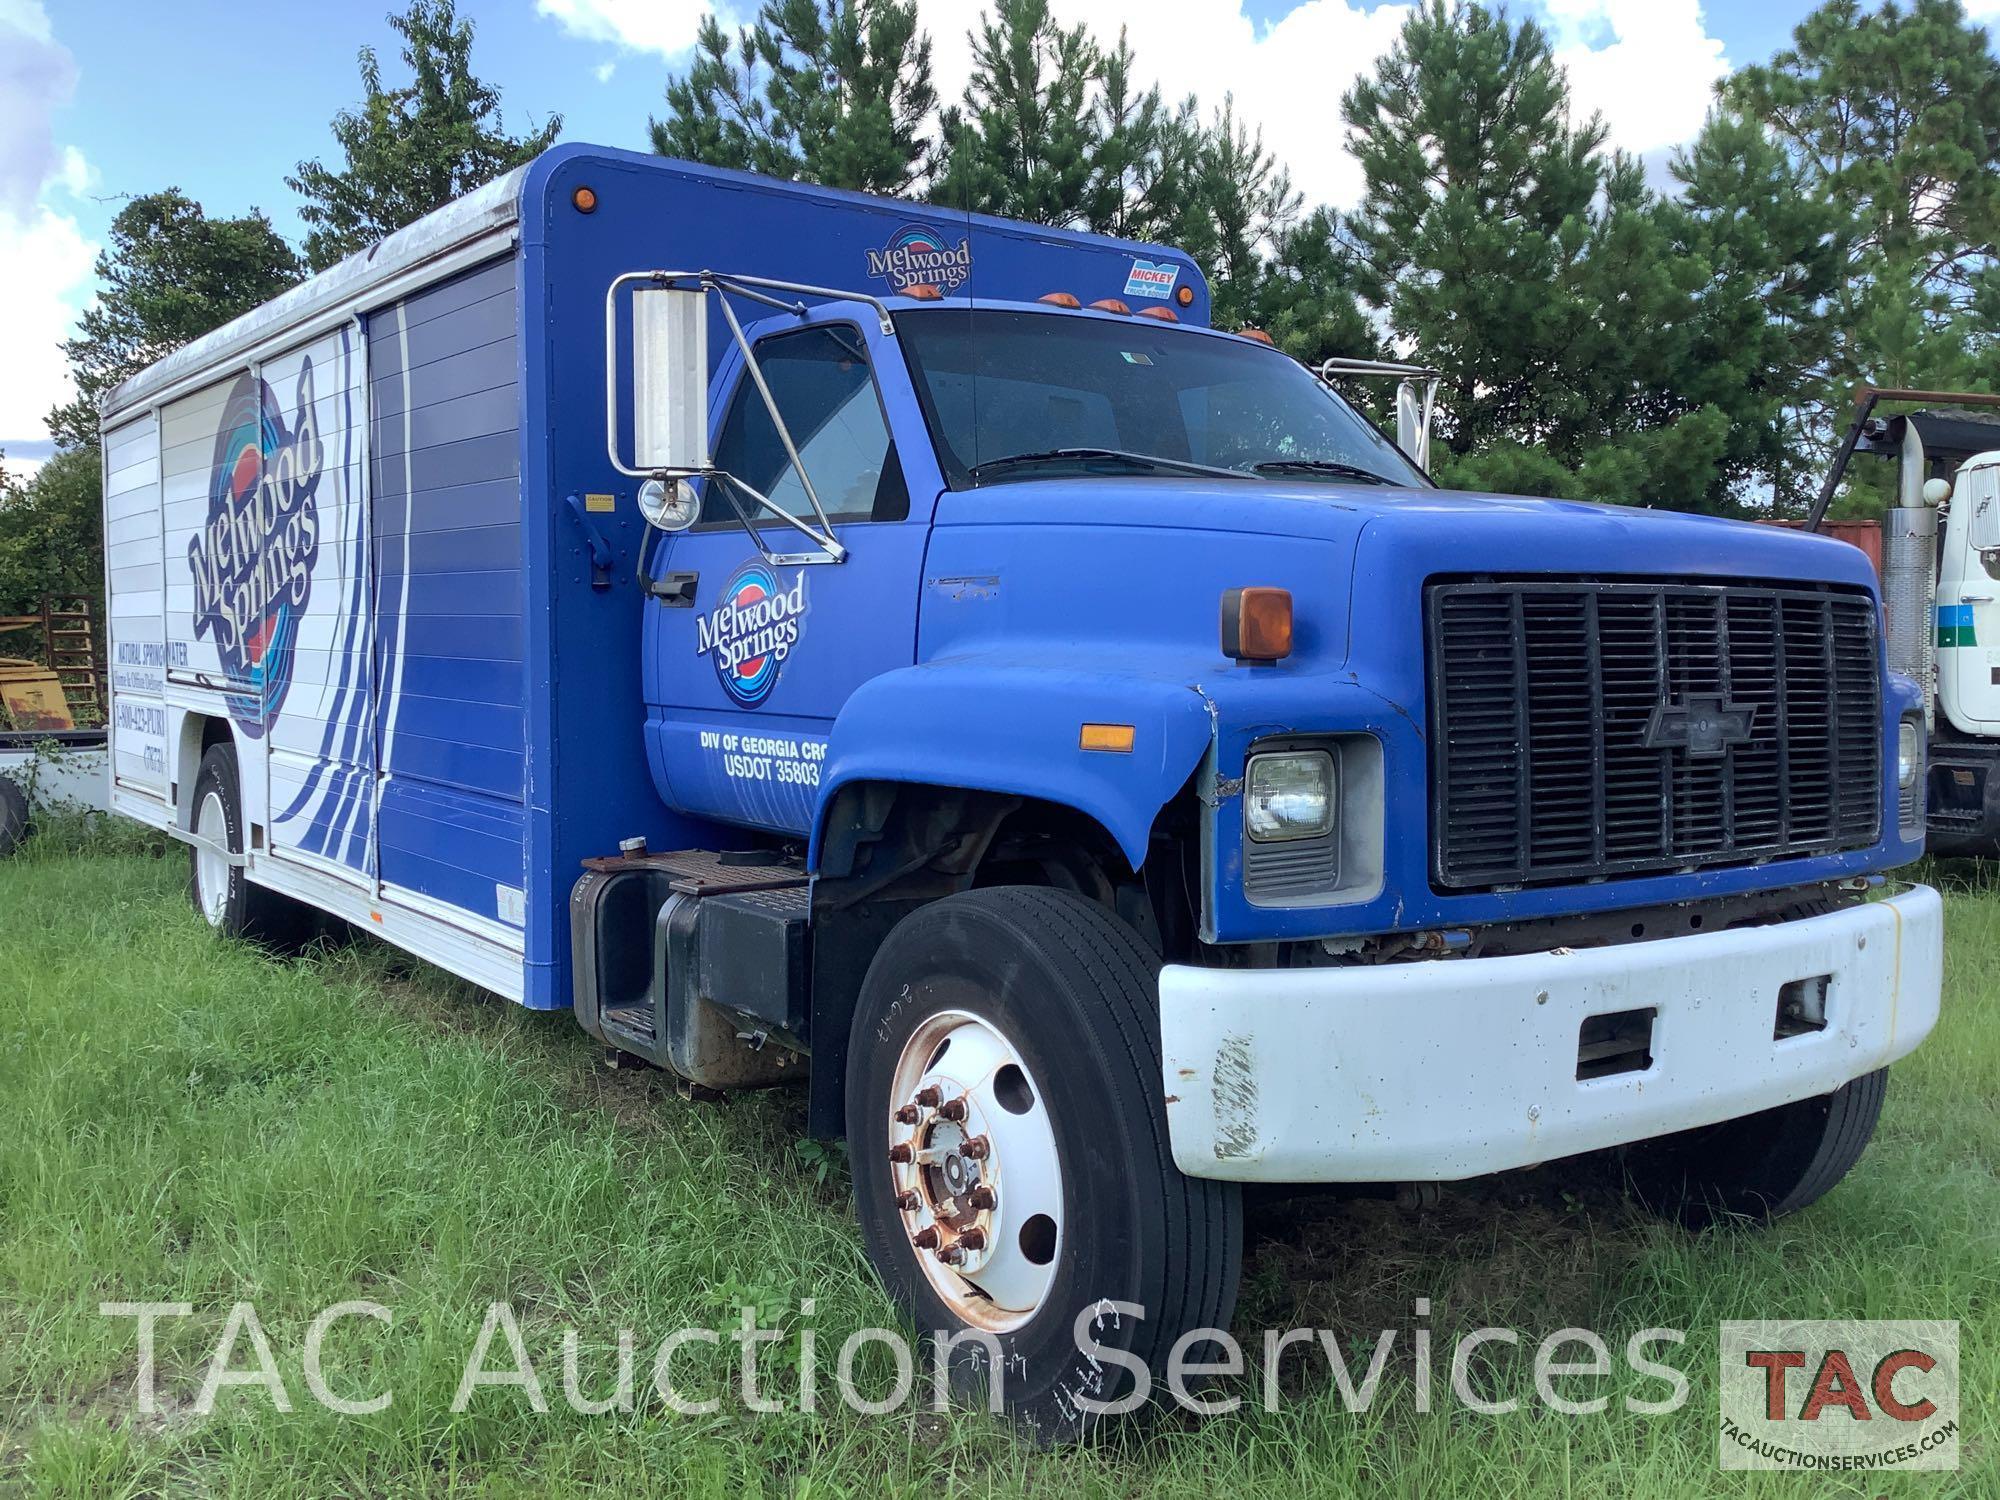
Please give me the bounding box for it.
[1624,1068,1889,1228]
[847,886,1241,1442]
[186,743,311,946]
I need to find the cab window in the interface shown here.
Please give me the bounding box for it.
[706,325,909,524]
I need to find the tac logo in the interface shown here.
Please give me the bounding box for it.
[186,364,323,738]
[695,561,807,707]
[866,224,972,294]
[1718,1320,1959,1472]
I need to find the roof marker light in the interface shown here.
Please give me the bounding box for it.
[1238,327,1275,345]
[1089,298,1133,315]
[571,186,598,214]
[1039,291,1082,308]
[1175,285,1195,307]
[1138,306,1177,322]
[901,283,944,301]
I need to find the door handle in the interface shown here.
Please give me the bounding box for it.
[650,571,699,607]
[1961,594,1994,604]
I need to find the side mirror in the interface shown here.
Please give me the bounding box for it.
[638,476,700,533]
[611,283,709,476]
[1395,381,1431,471]
[633,287,709,471]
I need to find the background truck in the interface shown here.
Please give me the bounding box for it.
[1802,388,2000,855]
[98,144,1943,1438]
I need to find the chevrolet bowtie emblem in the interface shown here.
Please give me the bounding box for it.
[1643,694,1755,756]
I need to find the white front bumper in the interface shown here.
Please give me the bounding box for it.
[1160,886,1943,1183]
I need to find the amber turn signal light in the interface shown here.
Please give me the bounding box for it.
[1079,722,1136,753]
[1221,587,1293,663]
[571,185,598,214]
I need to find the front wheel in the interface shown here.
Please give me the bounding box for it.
[847,886,1241,1442]
[1623,1068,1889,1229]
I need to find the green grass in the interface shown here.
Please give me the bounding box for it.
[1,829,1994,1496]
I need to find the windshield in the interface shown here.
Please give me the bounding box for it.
[895,307,1430,491]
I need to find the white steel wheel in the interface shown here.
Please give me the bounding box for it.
[885,1009,1063,1331]
[194,789,231,927]
[184,741,311,947]
[846,886,1242,1442]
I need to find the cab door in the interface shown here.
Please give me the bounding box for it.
[643,314,939,835]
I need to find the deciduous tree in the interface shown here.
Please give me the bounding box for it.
[290,0,559,272]
[47,190,302,452]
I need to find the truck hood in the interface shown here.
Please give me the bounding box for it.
[921,476,1881,683]
[932,476,1880,598]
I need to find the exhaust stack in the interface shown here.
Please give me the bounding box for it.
[1883,421,1938,730]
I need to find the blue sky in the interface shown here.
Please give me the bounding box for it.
[0,0,1860,470]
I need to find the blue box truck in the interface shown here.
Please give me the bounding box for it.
[99,144,1944,1437]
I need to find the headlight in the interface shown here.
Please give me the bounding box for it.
[1245,751,1335,842]
[1898,719,1920,790]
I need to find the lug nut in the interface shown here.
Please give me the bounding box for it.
[896,1190,920,1212]
[888,1142,913,1164]
[962,1135,991,1160]
[967,1185,996,1211]
[939,1095,969,1122]
[958,1226,988,1251]
[894,1104,920,1125]
[937,1243,966,1266]
[914,1085,943,1108]
[913,1225,940,1250]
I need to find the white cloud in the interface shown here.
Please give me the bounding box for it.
[594,59,617,83]
[0,0,95,462]
[534,0,718,60]
[533,0,1730,211]
[1542,0,1729,159]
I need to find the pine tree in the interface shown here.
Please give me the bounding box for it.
[651,0,936,196]
[47,190,303,452]
[1341,0,1604,465]
[1725,0,2000,426]
[931,0,1101,225]
[289,0,559,272]
[1660,108,1848,511]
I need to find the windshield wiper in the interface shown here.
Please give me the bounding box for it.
[1251,458,1402,486]
[967,447,1252,483]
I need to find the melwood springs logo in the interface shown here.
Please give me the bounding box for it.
[187,364,323,737]
[866,224,972,293]
[697,561,807,706]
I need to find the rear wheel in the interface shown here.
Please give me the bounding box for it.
[847,886,1241,1442]
[186,743,312,946]
[1624,1068,1889,1228]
